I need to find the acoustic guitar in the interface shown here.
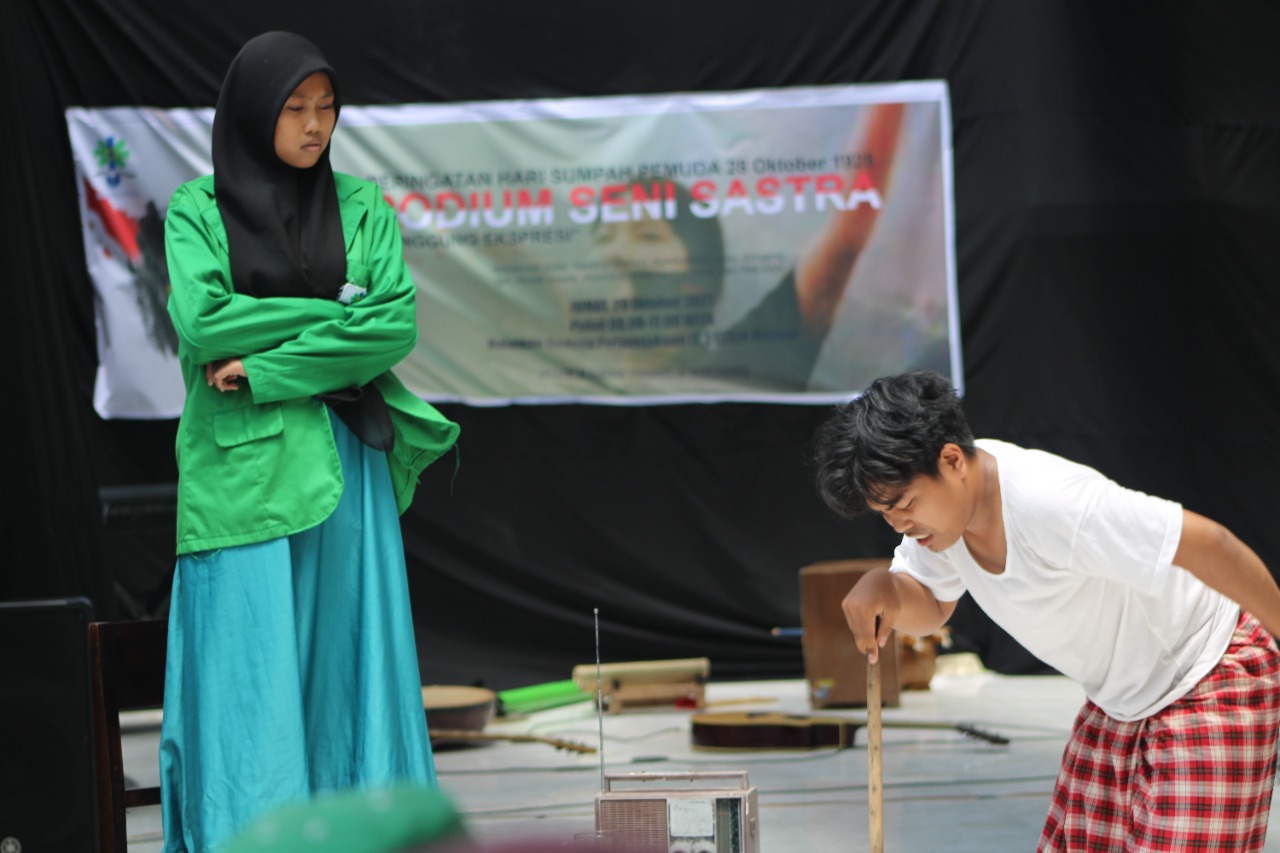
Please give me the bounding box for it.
[690,711,1008,750]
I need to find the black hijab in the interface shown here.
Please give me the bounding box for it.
[213,31,346,299]
[213,33,395,452]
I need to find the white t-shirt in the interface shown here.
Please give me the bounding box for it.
[890,439,1239,721]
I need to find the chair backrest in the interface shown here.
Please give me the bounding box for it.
[0,598,98,851]
[90,619,168,853]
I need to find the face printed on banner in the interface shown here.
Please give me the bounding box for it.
[592,218,692,276]
[274,72,337,169]
[585,181,726,317]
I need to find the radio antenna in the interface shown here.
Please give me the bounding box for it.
[594,607,606,792]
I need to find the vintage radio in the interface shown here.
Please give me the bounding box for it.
[595,771,759,853]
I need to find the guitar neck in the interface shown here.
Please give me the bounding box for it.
[429,729,597,754]
[689,712,1007,750]
[878,719,1009,745]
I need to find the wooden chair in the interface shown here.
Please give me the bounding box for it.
[90,619,168,853]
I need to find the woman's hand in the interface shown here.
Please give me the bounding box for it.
[206,358,247,392]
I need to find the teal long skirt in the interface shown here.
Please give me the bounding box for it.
[159,411,435,852]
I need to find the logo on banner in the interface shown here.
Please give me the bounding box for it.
[80,130,177,357]
[94,136,131,187]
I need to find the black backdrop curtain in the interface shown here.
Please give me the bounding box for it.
[6,0,1280,687]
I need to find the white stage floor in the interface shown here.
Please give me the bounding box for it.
[120,658,1280,851]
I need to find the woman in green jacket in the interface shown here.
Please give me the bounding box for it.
[159,32,459,851]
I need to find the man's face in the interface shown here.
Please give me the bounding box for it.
[866,447,971,552]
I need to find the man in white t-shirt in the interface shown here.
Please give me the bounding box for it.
[813,370,1280,852]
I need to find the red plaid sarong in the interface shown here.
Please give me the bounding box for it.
[1038,611,1280,852]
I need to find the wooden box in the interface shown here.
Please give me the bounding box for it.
[799,559,900,709]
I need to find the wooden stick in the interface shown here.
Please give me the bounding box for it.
[867,654,884,853]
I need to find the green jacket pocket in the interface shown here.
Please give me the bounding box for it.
[213,403,284,448]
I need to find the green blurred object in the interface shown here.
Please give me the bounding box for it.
[220,785,466,853]
[497,680,592,716]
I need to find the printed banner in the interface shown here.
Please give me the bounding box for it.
[68,81,959,416]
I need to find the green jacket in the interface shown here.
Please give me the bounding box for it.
[165,173,459,555]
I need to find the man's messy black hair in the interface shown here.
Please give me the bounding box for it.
[813,371,975,518]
